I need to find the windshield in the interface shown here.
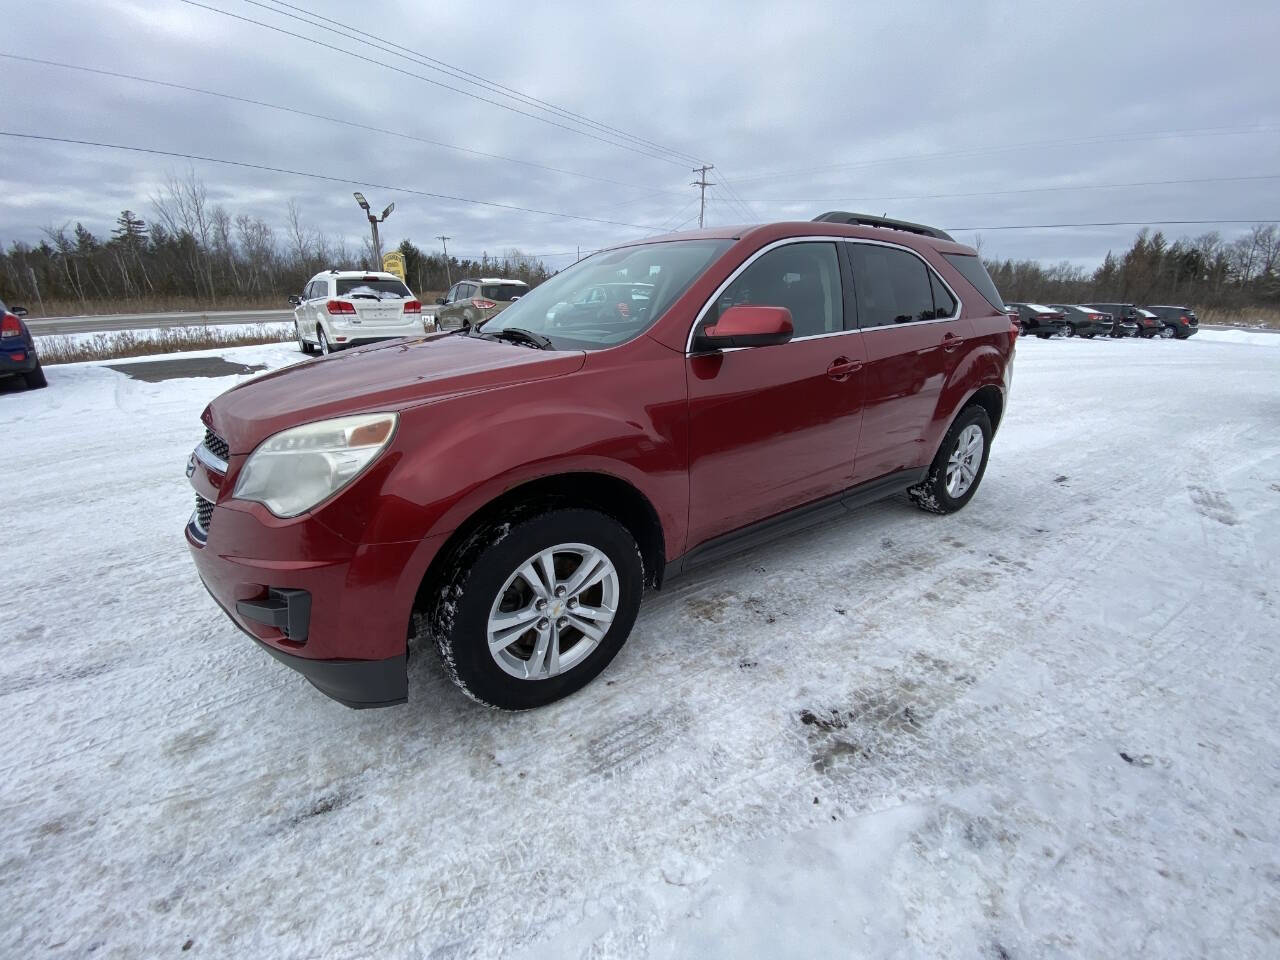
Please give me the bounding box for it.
[481,282,528,301]
[479,240,731,350]
[336,278,412,299]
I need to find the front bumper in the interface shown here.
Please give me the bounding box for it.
[200,579,407,707]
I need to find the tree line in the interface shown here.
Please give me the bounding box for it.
[983,225,1280,311]
[0,170,553,314]
[1,168,1277,315]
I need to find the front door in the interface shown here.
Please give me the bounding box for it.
[844,242,973,484]
[685,241,867,548]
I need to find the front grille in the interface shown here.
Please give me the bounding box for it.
[203,428,230,463]
[194,493,214,535]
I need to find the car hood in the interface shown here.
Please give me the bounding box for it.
[204,334,585,454]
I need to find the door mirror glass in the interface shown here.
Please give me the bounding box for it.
[288,295,302,306]
[701,305,794,349]
[10,306,28,317]
[435,296,448,305]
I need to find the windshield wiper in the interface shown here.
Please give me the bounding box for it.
[483,327,554,350]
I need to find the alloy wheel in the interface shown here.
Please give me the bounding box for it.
[486,543,620,680]
[319,328,330,355]
[1160,326,1176,339]
[945,424,984,498]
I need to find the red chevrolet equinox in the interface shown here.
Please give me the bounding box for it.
[186,213,1015,710]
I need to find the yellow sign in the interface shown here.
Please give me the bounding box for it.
[382,251,406,282]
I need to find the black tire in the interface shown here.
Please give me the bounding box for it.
[1036,332,1052,339]
[296,322,313,353]
[317,325,332,355]
[908,405,993,515]
[24,360,48,389]
[426,508,644,709]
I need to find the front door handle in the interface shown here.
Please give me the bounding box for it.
[827,356,863,380]
[942,332,965,352]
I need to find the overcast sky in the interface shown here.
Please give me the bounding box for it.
[2,0,1278,272]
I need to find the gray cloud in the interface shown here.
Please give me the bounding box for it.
[2,0,1278,271]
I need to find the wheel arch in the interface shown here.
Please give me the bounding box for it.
[412,470,668,620]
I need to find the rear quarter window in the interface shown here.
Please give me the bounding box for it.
[942,253,1006,312]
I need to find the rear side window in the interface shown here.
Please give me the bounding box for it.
[481,283,528,301]
[336,278,412,299]
[705,242,844,338]
[847,245,935,328]
[942,252,1005,311]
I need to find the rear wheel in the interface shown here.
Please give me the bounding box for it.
[1159,325,1176,339]
[24,360,48,389]
[318,326,332,355]
[908,405,993,515]
[426,508,644,709]
[1061,323,1075,338]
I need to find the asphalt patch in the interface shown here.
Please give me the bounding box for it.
[106,357,266,382]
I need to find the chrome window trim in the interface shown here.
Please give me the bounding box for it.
[684,235,963,355]
[194,441,229,475]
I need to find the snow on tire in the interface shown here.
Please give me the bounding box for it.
[908,405,993,515]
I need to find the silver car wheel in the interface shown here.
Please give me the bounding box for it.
[318,328,330,355]
[1159,325,1176,339]
[945,424,984,498]
[487,542,619,680]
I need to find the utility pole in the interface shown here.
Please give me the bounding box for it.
[353,192,395,265]
[436,235,453,286]
[691,164,715,229]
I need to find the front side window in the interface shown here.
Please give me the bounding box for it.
[700,242,844,339]
[848,245,935,328]
[482,239,730,351]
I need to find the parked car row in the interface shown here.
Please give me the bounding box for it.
[1006,302,1199,340]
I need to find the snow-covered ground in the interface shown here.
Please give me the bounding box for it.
[2,332,1278,958]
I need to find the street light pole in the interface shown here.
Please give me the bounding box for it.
[353,193,395,266]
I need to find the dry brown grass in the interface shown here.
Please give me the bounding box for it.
[1198,307,1280,329]
[36,324,292,365]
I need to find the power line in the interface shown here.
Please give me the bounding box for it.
[0,53,687,200]
[176,0,694,167]
[0,131,668,231]
[730,123,1280,185]
[250,0,708,167]
[738,172,1280,206]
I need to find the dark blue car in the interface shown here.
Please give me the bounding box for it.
[0,298,46,390]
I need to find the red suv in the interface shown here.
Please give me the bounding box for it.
[186,213,1015,710]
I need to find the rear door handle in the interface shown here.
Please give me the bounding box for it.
[827,357,863,380]
[942,332,965,352]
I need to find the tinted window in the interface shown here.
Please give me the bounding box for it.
[701,242,843,339]
[929,270,958,318]
[483,239,731,351]
[942,253,1005,311]
[848,245,935,328]
[481,282,528,301]
[336,278,412,299]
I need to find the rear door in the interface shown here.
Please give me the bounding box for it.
[685,240,868,546]
[846,241,972,484]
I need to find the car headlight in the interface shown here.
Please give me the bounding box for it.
[233,413,398,518]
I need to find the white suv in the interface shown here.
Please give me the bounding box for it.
[290,271,423,355]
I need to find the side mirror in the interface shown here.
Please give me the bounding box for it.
[700,305,794,349]
[435,296,448,306]
[10,306,27,318]
[288,295,302,306]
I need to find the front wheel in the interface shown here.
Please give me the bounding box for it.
[427,508,644,709]
[908,405,993,515]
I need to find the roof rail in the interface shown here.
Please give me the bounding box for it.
[812,211,954,242]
